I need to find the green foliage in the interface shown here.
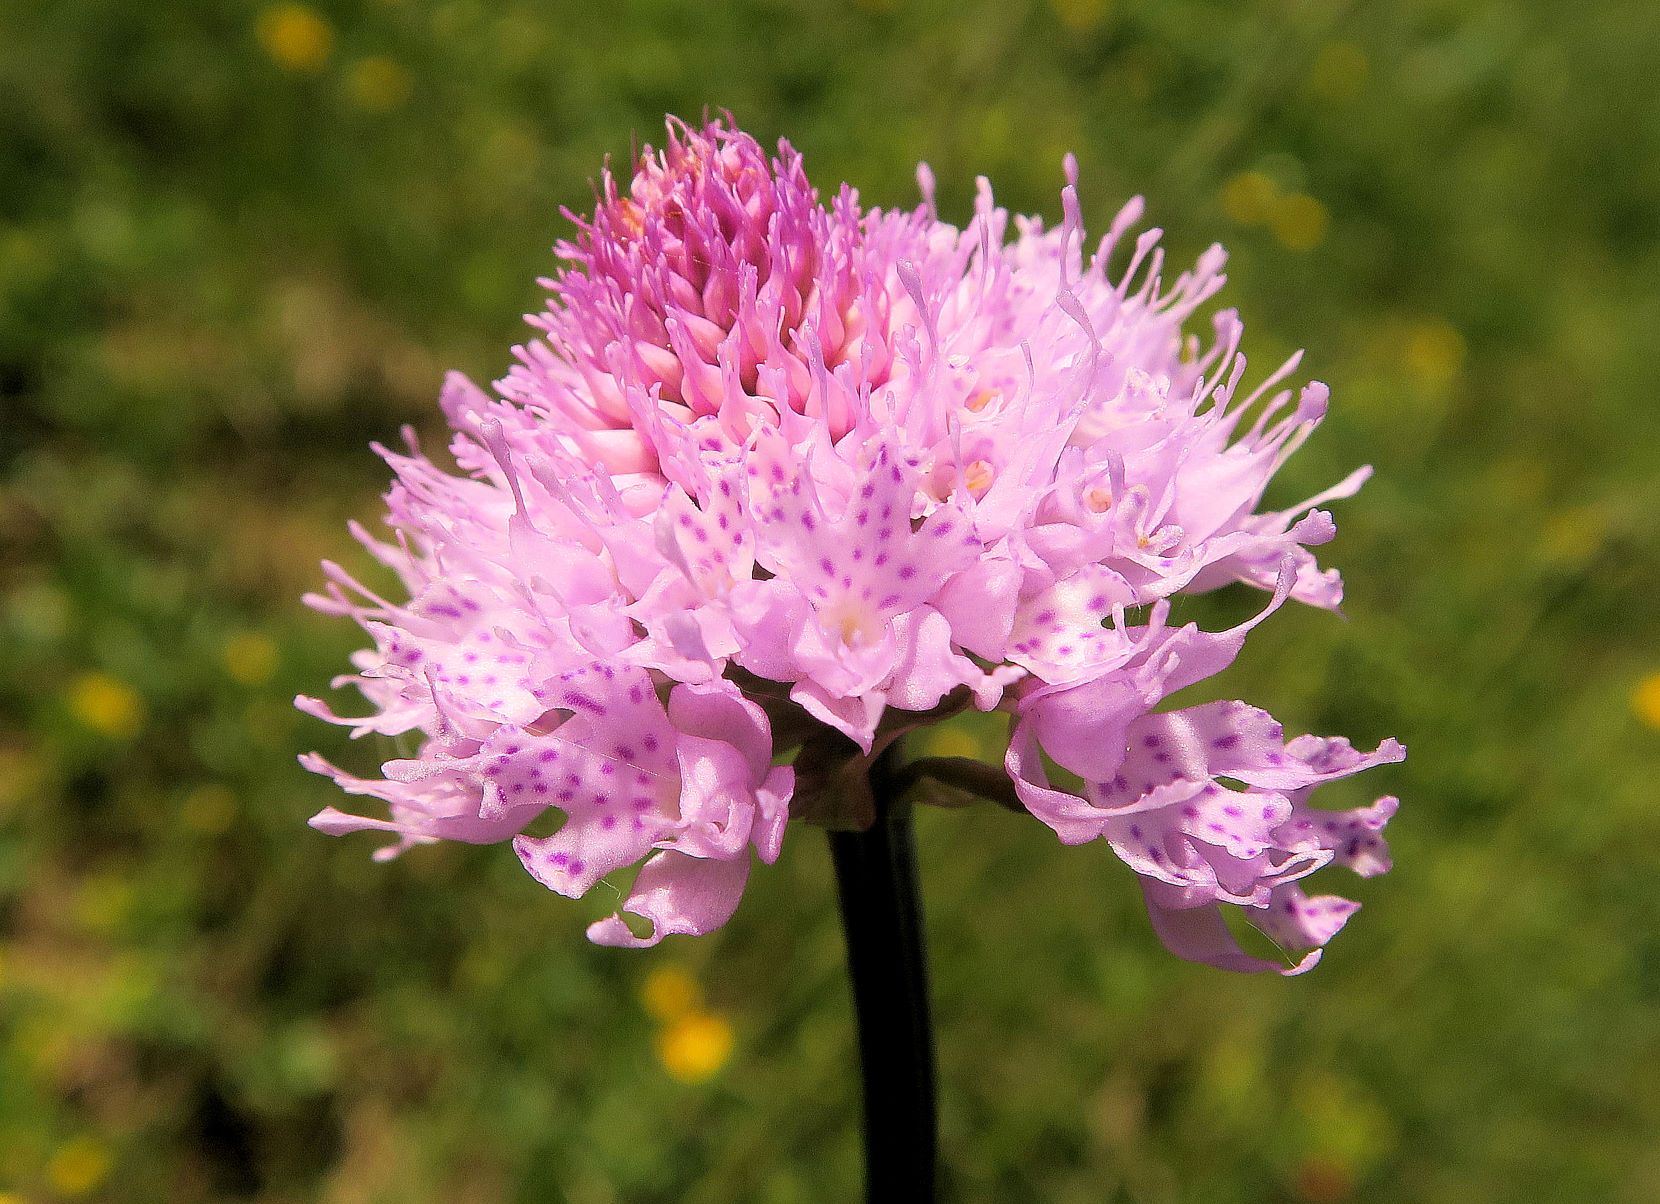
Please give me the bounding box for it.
[3,0,1658,1199]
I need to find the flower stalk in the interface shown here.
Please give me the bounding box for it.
[829,743,938,1203]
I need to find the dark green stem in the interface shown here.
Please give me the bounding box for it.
[828,745,938,1203]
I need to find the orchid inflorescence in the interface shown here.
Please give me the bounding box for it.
[300,115,1402,974]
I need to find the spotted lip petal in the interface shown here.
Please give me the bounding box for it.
[300,114,1400,961]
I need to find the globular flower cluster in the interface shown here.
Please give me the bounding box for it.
[301,116,1402,972]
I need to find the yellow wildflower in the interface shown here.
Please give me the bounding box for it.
[641,965,701,1021]
[257,5,334,74]
[656,1011,734,1083]
[1220,171,1280,227]
[223,631,280,686]
[1272,193,1330,251]
[48,1137,111,1196]
[67,673,143,739]
[347,57,413,112]
[1632,673,1660,730]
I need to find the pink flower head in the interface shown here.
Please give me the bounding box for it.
[301,115,1401,968]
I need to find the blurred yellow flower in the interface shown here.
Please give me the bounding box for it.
[1403,318,1466,390]
[1220,170,1280,226]
[1049,0,1112,34]
[257,4,334,74]
[919,723,981,760]
[347,56,414,112]
[74,872,134,936]
[12,1014,75,1080]
[1308,42,1370,104]
[1272,193,1330,251]
[224,631,280,686]
[1632,673,1660,730]
[0,747,43,812]
[656,1011,734,1083]
[181,784,238,834]
[641,965,702,1021]
[67,673,144,739]
[48,1137,111,1197]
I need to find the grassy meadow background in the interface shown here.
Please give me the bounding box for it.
[3,0,1659,1199]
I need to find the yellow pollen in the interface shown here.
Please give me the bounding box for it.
[964,460,995,497]
[966,388,999,412]
[824,597,880,648]
[1084,485,1114,513]
[614,198,644,237]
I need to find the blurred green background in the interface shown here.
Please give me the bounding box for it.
[3,0,1659,1200]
